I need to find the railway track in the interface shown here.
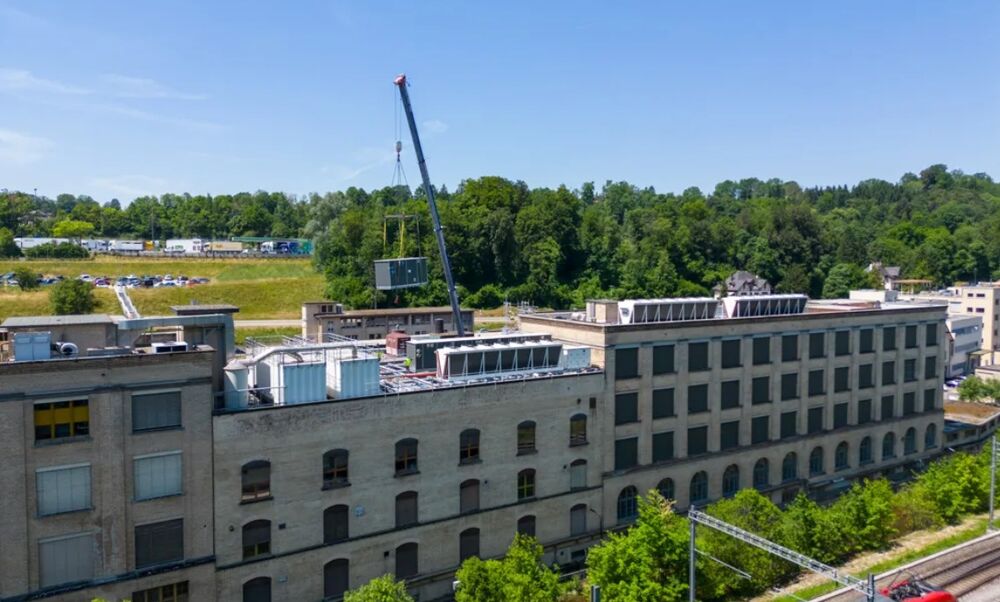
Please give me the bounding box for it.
[814,531,1000,602]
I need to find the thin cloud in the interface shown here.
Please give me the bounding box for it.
[422,119,449,134]
[0,68,90,95]
[101,74,207,100]
[90,175,168,198]
[320,147,395,182]
[100,104,222,131]
[0,128,53,165]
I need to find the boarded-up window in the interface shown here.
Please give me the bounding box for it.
[781,373,798,400]
[782,334,798,362]
[881,395,895,419]
[781,411,797,439]
[720,421,739,450]
[396,543,418,579]
[615,347,638,380]
[615,438,638,470]
[859,364,874,388]
[517,515,536,536]
[721,380,741,409]
[37,464,90,516]
[324,559,349,600]
[136,519,183,568]
[905,325,918,348]
[753,337,771,365]
[324,505,349,543]
[653,344,675,374]
[882,361,896,385]
[925,356,937,379]
[688,384,708,414]
[924,388,937,412]
[926,324,938,346]
[751,416,769,444]
[652,388,675,418]
[652,431,674,462]
[904,359,917,382]
[243,577,271,602]
[752,376,770,404]
[615,393,638,424]
[835,330,851,356]
[569,460,587,489]
[395,492,418,527]
[808,369,825,396]
[721,339,741,368]
[834,367,849,392]
[132,391,181,432]
[460,479,480,513]
[807,407,823,434]
[834,402,848,428]
[858,399,872,424]
[883,327,896,351]
[860,328,874,353]
[809,332,825,359]
[688,342,709,371]
[570,504,587,535]
[903,392,916,416]
[688,426,708,456]
[459,528,480,561]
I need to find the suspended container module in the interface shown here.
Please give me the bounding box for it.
[374,257,429,290]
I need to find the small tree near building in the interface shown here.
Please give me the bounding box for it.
[50,279,97,315]
[343,574,414,602]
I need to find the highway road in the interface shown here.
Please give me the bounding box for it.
[234,316,508,329]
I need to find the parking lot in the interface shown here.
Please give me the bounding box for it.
[1,272,211,289]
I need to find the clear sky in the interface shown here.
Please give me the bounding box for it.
[1,1,997,203]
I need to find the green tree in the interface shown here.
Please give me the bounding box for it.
[51,219,95,240]
[956,376,1000,402]
[587,491,689,602]
[821,263,869,298]
[0,226,21,257]
[12,267,40,290]
[782,492,849,564]
[50,279,97,315]
[829,479,897,553]
[343,574,414,602]
[455,533,564,602]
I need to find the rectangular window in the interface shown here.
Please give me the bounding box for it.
[39,533,95,587]
[882,361,896,385]
[132,581,189,602]
[902,391,915,415]
[653,344,675,374]
[652,431,674,463]
[687,426,708,457]
[134,452,182,501]
[688,342,709,372]
[721,339,741,369]
[721,380,741,410]
[883,326,896,351]
[809,332,825,359]
[926,324,938,347]
[881,395,894,420]
[751,416,769,444]
[135,519,184,569]
[34,399,89,441]
[752,376,770,405]
[688,384,708,414]
[781,373,798,401]
[652,388,675,418]
[780,411,797,439]
[924,388,937,412]
[782,334,799,362]
[834,367,849,392]
[753,337,771,365]
[858,399,872,424]
[859,364,874,389]
[614,437,638,470]
[860,328,874,353]
[835,330,851,356]
[904,359,917,382]
[615,348,638,380]
[720,421,740,450]
[615,392,638,425]
[132,391,181,432]
[905,325,918,348]
[834,402,848,428]
[36,464,90,516]
[924,356,937,379]
[807,407,823,434]
[808,369,825,397]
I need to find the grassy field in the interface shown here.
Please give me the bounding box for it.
[235,326,302,345]
[0,257,324,321]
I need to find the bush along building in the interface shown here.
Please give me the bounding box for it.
[0,293,957,601]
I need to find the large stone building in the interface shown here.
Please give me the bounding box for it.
[0,294,955,602]
[301,302,475,341]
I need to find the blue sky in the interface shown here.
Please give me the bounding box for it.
[1,1,997,203]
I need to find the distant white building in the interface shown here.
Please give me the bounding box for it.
[866,262,902,290]
[717,271,772,296]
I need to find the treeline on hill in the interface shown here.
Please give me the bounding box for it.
[4,164,999,309]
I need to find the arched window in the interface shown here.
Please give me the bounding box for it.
[570,414,588,446]
[882,432,896,459]
[395,438,418,475]
[860,436,873,464]
[395,491,418,527]
[690,471,708,505]
[517,514,536,537]
[395,542,418,579]
[570,504,587,535]
[517,469,536,500]
[459,429,480,464]
[617,485,638,523]
[243,576,271,602]
[323,504,349,543]
[323,559,349,599]
[242,520,271,559]
[835,441,849,471]
[925,424,937,449]
[459,479,480,513]
[904,427,917,454]
[517,421,536,454]
[459,528,480,561]
[722,464,740,497]
[809,447,824,476]
[241,460,271,502]
[657,478,675,501]
[322,449,349,488]
[782,453,797,482]
[570,459,587,490]
[753,458,770,489]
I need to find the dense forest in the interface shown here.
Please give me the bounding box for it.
[3,164,999,309]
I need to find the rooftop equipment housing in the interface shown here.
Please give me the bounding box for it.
[13,331,51,362]
[436,341,564,381]
[406,332,553,372]
[374,257,429,290]
[328,356,381,399]
[618,298,720,324]
[721,294,809,318]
